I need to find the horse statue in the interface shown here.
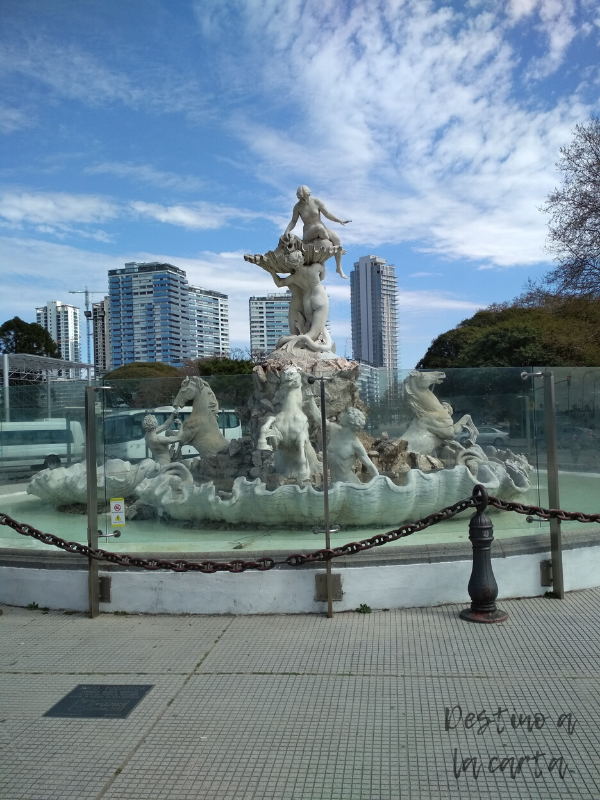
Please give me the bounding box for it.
[256,366,320,481]
[172,376,228,459]
[400,370,478,456]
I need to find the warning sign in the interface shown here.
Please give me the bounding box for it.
[110,497,125,528]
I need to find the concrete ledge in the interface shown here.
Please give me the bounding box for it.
[2,532,600,614]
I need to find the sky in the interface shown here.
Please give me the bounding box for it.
[1,0,599,368]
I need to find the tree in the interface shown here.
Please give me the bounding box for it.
[192,356,255,376]
[185,356,254,409]
[543,117,600,295]
[0,317,59,357]
[103,362,181,380]
[417,296,600,369]
[103,361,183,408]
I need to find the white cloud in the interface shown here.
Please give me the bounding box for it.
[507,0,578,78]
[195,0,589,269]
[0,103,34,134]
[0,38,209,118]
[0,190,117,226]
[0,190,274,240]
[130,200,271,230]
[399,290,482,313]
[85,162,204,192]
[409,272,443,278]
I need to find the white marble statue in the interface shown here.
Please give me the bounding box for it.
[245,235,338,355]
[400,371,478,455]
[308,396,379,484]
[142,413,180,466]
[285,185,351,279]
[265,249,334,353]
[172,377,228,458]
[257,366,320,481]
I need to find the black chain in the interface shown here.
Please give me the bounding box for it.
[487,496,600,524]
[1,488,598,574]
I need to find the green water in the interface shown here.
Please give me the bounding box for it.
[1,470,598,555]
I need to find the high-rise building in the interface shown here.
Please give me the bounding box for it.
[249,292,292,358]
[35,301,81,377]
[350,255,399,370]
[189,286,229,360]
[108,262,192,368]
[92,296,111,373]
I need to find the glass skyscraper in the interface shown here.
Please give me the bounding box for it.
[350,255,399,369]
[189,285,230,359]
[249,292,292,358]
[108,262,192,368]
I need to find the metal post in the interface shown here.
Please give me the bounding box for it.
[308,375,339,619]
[46,370,51,419]
[85,386,99,618]
[543,372,565,599]
[522,371,564,599]
[525,396,531,459]
[460,485,508,623]
[320,377,334,619]
[3,353,9,422]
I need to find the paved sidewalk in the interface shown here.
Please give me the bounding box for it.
[1,591,599,800]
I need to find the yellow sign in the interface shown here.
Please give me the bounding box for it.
[110,497,125,527]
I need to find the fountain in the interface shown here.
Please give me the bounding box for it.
[27,187,532,526]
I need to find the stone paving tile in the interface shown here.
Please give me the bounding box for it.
[197,590,600,679]
[1,592,600,800]
[0,607,232,673]
[0,674,184,800]
[101,674,600,800]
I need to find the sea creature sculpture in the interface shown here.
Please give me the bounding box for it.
[172,376,228,459]
[257,366,320,481]
[401,371,479,455]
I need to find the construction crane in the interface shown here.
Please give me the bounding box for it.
[68,287,105,367]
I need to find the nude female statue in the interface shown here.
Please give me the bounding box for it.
[284,185,351,279]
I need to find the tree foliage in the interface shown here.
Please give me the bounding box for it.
[103,361,181,380]
[543,116,600,294]
[191,356,255,376]
[0,317,59,357]
[417,295,600,369]
[103,361,183,408]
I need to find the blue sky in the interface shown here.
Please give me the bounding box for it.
[1,0,599,367]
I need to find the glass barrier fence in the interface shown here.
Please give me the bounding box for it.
[1,366,598,557]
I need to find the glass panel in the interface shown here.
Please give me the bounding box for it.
[2,366,597,563]
[531,367,600,533]
[0,379,89,552]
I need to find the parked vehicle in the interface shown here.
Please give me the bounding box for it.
[457,425,510,447]
[557,426,597,448]
[0,419,85,471]
[103,405,242,462]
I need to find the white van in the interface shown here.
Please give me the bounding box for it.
[0,419,85,471]
[103,406,242,462]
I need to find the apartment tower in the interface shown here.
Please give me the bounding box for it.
[189,286,230,360]
[249,292,292,358]
[108,262,192,368]
[35,301,81,377]
[350,255,398,369]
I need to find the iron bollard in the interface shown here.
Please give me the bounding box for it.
[459,485,508,624]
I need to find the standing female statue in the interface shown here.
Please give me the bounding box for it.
[284,185,351,279]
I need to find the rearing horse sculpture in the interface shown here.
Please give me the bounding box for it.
[172,376,228,459]
[400,371,478,456]
[257,366,320,481]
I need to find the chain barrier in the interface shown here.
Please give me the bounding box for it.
[1,488,599,574]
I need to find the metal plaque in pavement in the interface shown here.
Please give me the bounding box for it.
[43,684,153,718]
